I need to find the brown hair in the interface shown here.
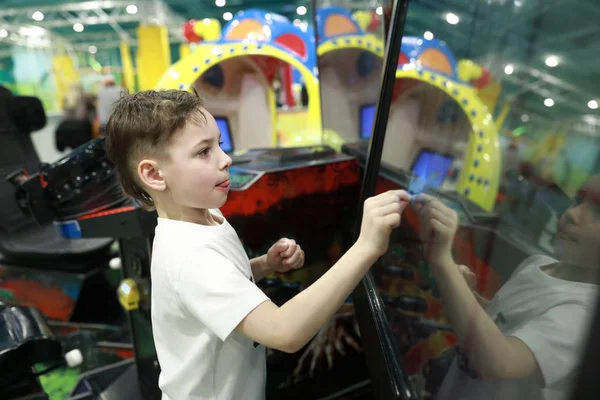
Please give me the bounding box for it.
[105,89,205,210]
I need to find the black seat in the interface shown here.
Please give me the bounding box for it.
[0,301,62,395]
[0,87,113,273]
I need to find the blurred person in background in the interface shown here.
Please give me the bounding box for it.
[97,75,123,133]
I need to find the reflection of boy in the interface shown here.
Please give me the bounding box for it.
[412,176,600,400]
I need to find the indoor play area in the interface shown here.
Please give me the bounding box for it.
[1,0,600,400]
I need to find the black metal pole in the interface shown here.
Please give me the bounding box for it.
[360,0,410,206]
[350,0,417,399]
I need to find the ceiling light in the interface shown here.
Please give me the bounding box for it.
[504,64,514,75]
[424,31,434,40]
[446,12,459,25]
[376,6,383,15]
[73,23,84,32]
[293,19,302,26]
[126,5,138,14]
[296,6,307,16]
[545,55,559,67]
[32,11,44,21]
[88,45,98,54]
[223,12,233,21]
[589,100,599,110]
[0,29,7,38]
[514,0,523,7]
[544,98,554,107]
[215,0,226,7]
[521,114,529,122]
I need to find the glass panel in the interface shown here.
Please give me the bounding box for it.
[314,1,419,399]
[363,0,600,399]
[315,0,387,148]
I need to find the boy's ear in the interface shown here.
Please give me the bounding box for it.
[138,159,166,192]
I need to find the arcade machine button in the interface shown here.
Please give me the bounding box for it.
[118,279,140,311]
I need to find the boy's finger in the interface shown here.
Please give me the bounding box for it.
[412,193,435,206]
[284,249,302,266]
[281,241,297,257]
[273,242,289,253]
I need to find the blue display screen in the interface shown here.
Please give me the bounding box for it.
[411,150,453,189]
[215,117,233,153]
[360,104,376,139]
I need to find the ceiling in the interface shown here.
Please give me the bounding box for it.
[0,0,598,130]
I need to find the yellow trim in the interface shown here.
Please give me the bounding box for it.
[156,42,321,146]
[394,68,500,210]
[317,34,384,57]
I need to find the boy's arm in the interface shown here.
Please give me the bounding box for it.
[457,263,489,307]
[431,259,537,380]
[238,243,377,353]
[236,190,410,353]
[413,194,536,381]
[250,255,270,282]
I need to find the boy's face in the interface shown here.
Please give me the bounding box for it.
[555,175,600,268]
[160,109,232,212]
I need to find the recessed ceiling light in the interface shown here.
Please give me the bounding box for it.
[0,29,8,38]
[504,64,514,75]
[521,114,529,122]
[73,23,84,32]
[126,5,138,15]
[544,98,554,107]
[375,6,383,15]
[424,31,434,40]
[215,0,226,7]
[32,11,44,21]
[589,100,599,110]
[223,12,233,21]
[446,12,459,25]
[88,45,97,54]
[296,6,307,16]
[545,55,559,67]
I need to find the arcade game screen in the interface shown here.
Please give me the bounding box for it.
[411,150,453,189]
[215,116,234,153]
[360,104,376,139]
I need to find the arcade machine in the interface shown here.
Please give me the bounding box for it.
[313,3,545,399]
[157,9,323,150]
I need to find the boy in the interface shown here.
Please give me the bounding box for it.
[104,89,411,400]
[412,179,600,400]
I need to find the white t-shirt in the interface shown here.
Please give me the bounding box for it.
[150,209,270,400]
[436,255,598,400]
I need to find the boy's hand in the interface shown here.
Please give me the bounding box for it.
[412,193,459,267]
[266,238,305,273]
[356,190,411,258]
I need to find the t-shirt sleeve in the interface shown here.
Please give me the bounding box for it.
[176,248,270,341]
[509,302,592,388]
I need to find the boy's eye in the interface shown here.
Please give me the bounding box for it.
[219,141,224,147]
[197,148,210,157]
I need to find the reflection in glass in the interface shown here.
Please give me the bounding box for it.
[369,1,600,400]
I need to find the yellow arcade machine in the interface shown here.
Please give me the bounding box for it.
[316,6,501,211]
[156,10,322,151]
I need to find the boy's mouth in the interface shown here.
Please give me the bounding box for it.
[216,179,230,189]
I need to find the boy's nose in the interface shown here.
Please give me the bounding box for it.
[221,153,232,170]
